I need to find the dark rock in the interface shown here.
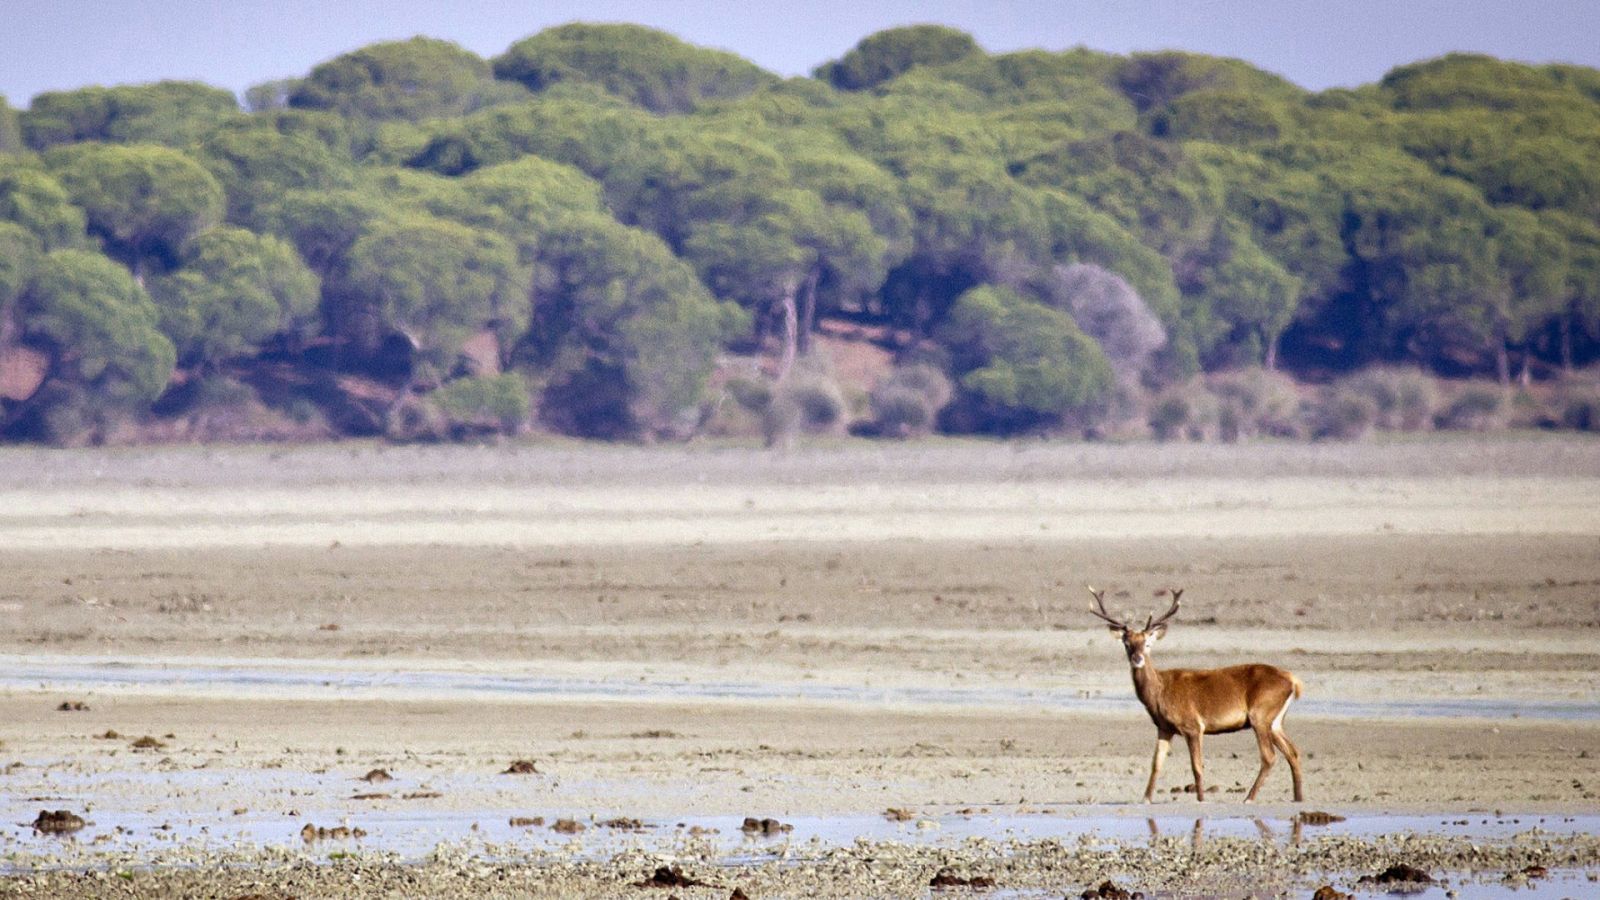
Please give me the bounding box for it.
[30,809,86,834]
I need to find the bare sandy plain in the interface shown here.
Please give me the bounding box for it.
[1,437,1598,898]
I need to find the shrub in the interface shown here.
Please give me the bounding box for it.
[784,376,845,429]
[1148,380,1217,442]
[1436,382,1507,431]
[762,371,844,448]
[869,386,936,437]
[1554,377,1600,431]
[868,363,953,438]
[432,373,531,435]
[1341,367,1438,431]
[724,375,773,413]
[1305,386,1378,441]
[1206,367,1302,441]
[384,395,449,442]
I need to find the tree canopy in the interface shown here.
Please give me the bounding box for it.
[3,22,1600,443]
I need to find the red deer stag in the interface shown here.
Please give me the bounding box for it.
[1089,587,1304,803]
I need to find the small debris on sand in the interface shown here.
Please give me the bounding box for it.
[502,759,539,774]
[130,735,166,751]
[1357,864,1435,887]
[94,730,122,740]
[401,791,442,800]
[509,816,544,827]
[551,818,585,834]
[1311,886,1354,900]
[598,817,648,831]
[929,868,996,889]
[1078,880,1144,899]
[30,810,86,834]
[350,793,391,801]
[883,807,915,821]
[359,768,393,782]
[56,701,89,711]
[634,865,712,889]
[299,823,366,841]
[741,816,791,835]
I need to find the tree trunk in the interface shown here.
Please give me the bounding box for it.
[796,267,821,357]
[1263,329,1278,371]
[1560,314,1574,373]
[1495,343,1510,386]
[776,278,799,383]
[1517,347,1532,387]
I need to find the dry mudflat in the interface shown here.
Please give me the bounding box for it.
[0,437,1598,897]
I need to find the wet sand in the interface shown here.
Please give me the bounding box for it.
[1,438,1598,896]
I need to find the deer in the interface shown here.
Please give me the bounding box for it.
[1088,587,1304,803]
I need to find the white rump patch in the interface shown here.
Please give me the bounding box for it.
[1272,696,1292,732]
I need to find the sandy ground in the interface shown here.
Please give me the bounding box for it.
[1,437,1598,897]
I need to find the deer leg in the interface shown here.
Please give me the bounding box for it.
[1245,725,1277,803]
[1143,730,1174,802]
[1183,732,1205,801]
[1271,729,1305,802]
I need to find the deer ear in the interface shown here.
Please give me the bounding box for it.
[1148,623,1167,640]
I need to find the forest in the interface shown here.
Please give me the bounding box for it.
[2,23,1600,445]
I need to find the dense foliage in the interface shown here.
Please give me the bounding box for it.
[3,25,1600,444]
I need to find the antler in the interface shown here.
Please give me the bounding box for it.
[1087,585,1126,629]
[1147,587,1184,630]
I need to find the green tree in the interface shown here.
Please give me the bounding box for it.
[940,284,1114,432]
[427,155,606,240]
[0,94,21,153]
[332,213,525,370]
[150,227,320,369]
[195,118,356,227]
[13,249,175,440]
[886,153,1052,335]
[1545,211,1600,369]
[1176,223,1302,368]
[45,144,224,277]
[243,78,300,113]
[290,37,522,121]
[1036,189,1184,336]
[20,82,241,149]
[815,25,983,91]
[257,187,384,279]
[1380,53,1582,112]
[1153,89,1295,143]
[0,221,41,319]
[1114,51,1301,116]
[525,212,744,438]
[1485,208,1568,382]
[494,24,776,113]
[0,165,87,250]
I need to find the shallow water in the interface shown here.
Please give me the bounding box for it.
[4,656,1596,721]
[6,786,1597,867]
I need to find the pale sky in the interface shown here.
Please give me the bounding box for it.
[4,0,1599,106]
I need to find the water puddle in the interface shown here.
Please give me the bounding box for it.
[6,800,1593,858]
[4,657,1596,721]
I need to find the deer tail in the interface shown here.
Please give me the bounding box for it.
[1289,673,1305,700]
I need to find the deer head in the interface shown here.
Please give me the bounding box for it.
[1088,586,1183,669]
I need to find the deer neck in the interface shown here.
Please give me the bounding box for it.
[1130,657,1166,710]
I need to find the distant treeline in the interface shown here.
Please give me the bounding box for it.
[2,24,1600,445]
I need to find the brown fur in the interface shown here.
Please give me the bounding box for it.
[1093,588,1306,803]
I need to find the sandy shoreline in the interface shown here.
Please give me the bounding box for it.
[1,439,1597,896]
